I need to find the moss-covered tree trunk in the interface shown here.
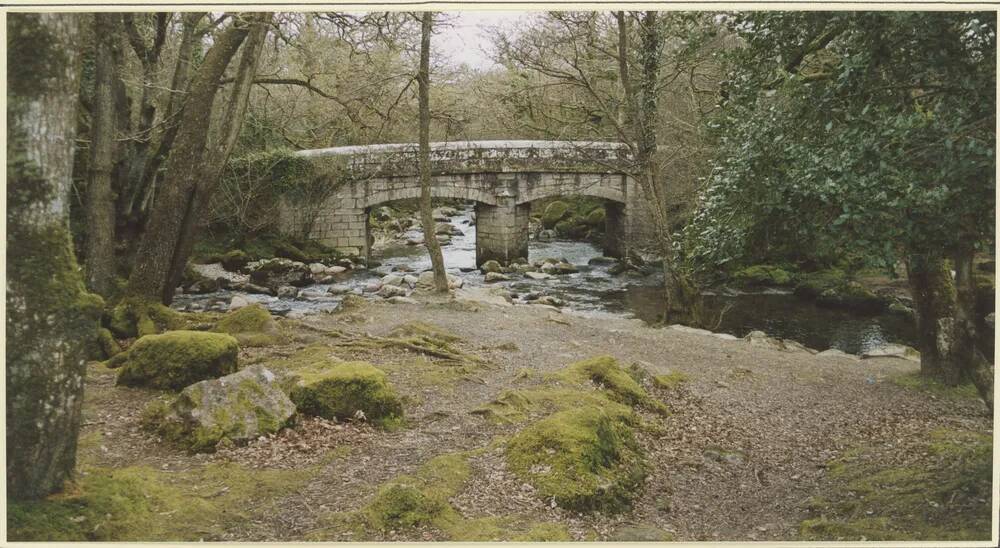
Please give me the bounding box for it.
[125,14,252,304]
[417,11,449,292]
[84,13,122,296]
[951,247,994,411]
[907,252,993,411]
[6,13,102,500]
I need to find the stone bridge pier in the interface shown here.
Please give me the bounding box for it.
[280,141,657,267]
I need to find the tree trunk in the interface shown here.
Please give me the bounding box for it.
[951,247,994,411]
[616,11,676,321]
[907,251,994,412]
[84,13,121,296]
[162,13,272,303]
[906,254,960,382]
[125,15,253,304]
[418,11,449,292]
[6,13,101,500]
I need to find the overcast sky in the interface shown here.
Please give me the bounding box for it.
[435,11,536,70]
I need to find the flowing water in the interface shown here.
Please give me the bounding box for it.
[175,203,918,354]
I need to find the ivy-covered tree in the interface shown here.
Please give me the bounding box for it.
[690,12,995,407]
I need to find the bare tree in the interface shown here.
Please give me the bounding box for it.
[126,13,270,305]
[84,13,123,296]
[417,11,449,292]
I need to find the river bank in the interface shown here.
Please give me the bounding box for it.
[11,293,991,542]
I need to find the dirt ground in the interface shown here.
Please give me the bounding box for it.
[73,295,994,542]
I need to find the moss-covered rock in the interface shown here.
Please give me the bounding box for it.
[584,207,606,227]
[505,405,646,513]
[364,453,469,531]
[732,264,795,287]
[816,281,887,313]
[147,365,295,453]
[794,269,848,299]
[552,355,667,414]
[541,201,570,229]
[221,249,251,272]
[109,298,185,338]
[289,361,404,428]
[115,331,239,390]
[212,303,284,347]
[96,327,122,359]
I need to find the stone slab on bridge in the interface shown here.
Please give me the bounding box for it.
[278,140,656,266]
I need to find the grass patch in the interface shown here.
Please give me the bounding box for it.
[550,355,668,415]
[799,427,992,541]
[890,372,982,400]
[653,371,690,389]
[7,462,316,541]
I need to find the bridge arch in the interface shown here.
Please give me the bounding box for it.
[279,141,655,266]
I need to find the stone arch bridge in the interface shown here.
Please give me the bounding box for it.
[278,141,655,266]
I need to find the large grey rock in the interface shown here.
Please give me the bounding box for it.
[377,284,408,298]
[381,274,404,287]
[525,271,553,280]
[249,258,312,289]
[416,271,463,290]
[308,262,328,275]
[480,260,503,274]
[276,285,298,299]
[485,272,510,283]
[229,295,250,311]
[541,261,578,275]
[158,365,295,452]
[328,284,352,295]
[861,343,920,362]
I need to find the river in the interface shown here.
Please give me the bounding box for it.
[175,204,918,355]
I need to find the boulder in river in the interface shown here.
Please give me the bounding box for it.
[485,272,510,283]
[150,364,295,453]
[525,271,553,280]
[377,284,408,298]
[480,260,503,274]
[276,285,298,299]
[249,258,313,289]
[416,271,463,290]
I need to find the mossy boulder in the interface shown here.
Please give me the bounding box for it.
[248,258,312,289]
[541,201,571,229]
[289,361,404,427]
[505,406,646,513]
[794,269,848,299]
[109,299,185,338]
[147,365,295,453]
[584,207,606,227]
[363,453,470,532]
[732,264,795,288]
[221,249,251,272]
[115,331,239,390]
[554,216,589,239]
[96,327,122,359]
[816,281,887,313]
[212,303,284,347]
[553,355,667,414]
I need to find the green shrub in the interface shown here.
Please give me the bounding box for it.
[732,264,795,287]
[541,201,570,229]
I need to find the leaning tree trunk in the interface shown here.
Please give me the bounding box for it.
[162,13,272,302]
[417,11,449,292]
[84,13,122,296]
[6,13,102,500]
[125,14,253,304]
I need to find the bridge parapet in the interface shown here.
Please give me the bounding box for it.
[296,140,632,177]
